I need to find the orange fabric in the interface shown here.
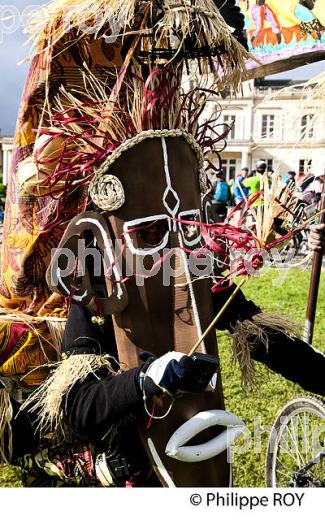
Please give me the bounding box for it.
[249,24,309,47]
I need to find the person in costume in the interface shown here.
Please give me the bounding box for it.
[9,135,325,488]
[0,1,325,488]
[0,0,249,488]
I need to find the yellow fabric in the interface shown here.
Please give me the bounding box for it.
[239,0,325,26]
[0,321,57,388]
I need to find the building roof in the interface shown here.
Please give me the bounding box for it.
[255,78,305,88]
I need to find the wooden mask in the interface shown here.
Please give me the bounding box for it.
[47,131,231,487]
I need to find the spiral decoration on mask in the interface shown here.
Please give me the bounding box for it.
[89,174,125,212]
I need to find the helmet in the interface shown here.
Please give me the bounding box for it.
[256,160,267,173]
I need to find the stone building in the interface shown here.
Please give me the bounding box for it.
[214,78,325,181]
[0,136,14,185]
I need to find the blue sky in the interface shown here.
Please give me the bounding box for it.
[0,1,324,136]
[0,0,30,135]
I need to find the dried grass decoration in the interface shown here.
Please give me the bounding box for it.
[90,175,125,211]
[24,0,249,88]
[31,69,231,198]
[248,173,301,251]
[189,173,314,387]
[21,353,120,438]
[260,71,325,150]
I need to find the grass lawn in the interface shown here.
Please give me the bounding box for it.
[0,267,324,487]
[220,267,325,487]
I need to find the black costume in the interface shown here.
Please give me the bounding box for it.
[12,283,325,486]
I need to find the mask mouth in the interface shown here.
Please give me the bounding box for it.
[123,210,203,256]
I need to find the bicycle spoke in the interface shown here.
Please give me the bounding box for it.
[301,412,309,464]
[283,420,304,467]
[266,398,325,488]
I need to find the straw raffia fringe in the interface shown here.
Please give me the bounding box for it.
[46,319,67,354]
[26,0,139,43]
[253,174,295,248]
[231,313,301,390]
[155,0,249,84]
[0,387,13,464]
[25,0,248,89]
[21,354,120,439]
[0,311,66,356]
[261,71,325,148]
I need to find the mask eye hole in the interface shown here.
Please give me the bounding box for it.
[181,217,198,239]
[133,219,169,246]
[178,210,202,246]
[123,215,171,256]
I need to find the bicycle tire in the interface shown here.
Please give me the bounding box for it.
[265,395,325,487]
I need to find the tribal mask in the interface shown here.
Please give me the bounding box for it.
[47,129,232,487]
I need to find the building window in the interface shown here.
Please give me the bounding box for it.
[301,115,314,139]
[224,115,236,140]
[257,87,269,95]
[259,159,274,172]
[299,159,312,176]
[261,114,275,138]
[222,159,237,181]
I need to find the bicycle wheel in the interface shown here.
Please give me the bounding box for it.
[265,396,325,487]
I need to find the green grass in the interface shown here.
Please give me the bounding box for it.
[0,268,324,487]
[220,267,325,487]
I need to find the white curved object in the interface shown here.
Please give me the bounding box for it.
[165,410,245,463]
[148,438,176,488]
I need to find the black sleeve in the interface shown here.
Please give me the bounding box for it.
[212,285,325,396]
[62,302,117,356]
[62,304,143,443]
[211,284,261,331]
[250,329,325,396]
[64,367,142,442]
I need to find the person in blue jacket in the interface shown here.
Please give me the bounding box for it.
[212,172,233,221]
[234,167,250,205]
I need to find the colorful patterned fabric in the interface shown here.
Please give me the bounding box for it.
[19,442,100,487]
[238,0,325,71]
[0,34,124,316]
[0,320,56,388]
